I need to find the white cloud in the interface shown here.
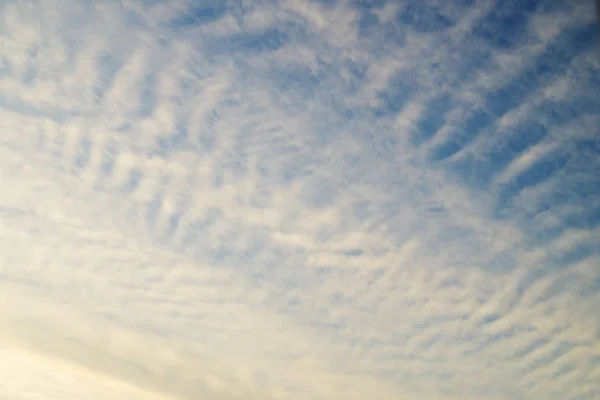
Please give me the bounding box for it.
[0,0,599,399]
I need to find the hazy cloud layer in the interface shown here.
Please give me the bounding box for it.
[0,0,599,399]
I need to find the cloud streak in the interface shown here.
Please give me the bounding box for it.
[0,0,599,399]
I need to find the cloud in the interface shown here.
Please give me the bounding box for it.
[0,0,599,399]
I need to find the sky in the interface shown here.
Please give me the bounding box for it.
[0,0,599,399]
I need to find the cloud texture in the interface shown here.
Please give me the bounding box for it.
[0,0,599,399]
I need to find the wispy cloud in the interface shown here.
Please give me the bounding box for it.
[0,0,599,399]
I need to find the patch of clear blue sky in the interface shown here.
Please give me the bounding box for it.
[73,135,92,171]
[100,141,117,176]
[93,53,124,105]
[449,120,549,188]
[483,24,597,117]
[429,23,599,221]
[163,1,229,29]
[143,0,600,279]
[0,55,11,78]
[472,0,545,49]
[411,95,452,145]
[120,168,142,195]
[429,22,597,162]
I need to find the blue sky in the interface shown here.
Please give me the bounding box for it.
[0,0,599,399]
